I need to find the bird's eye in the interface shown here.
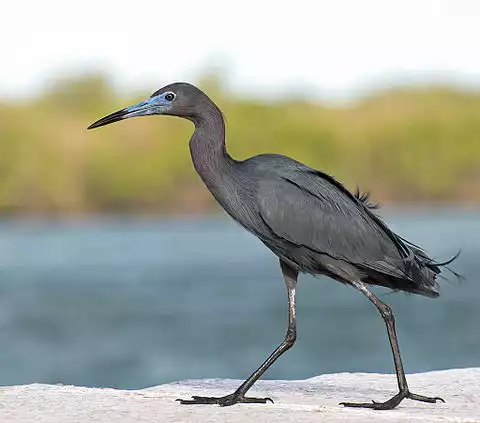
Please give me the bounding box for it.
[165,92,175,102]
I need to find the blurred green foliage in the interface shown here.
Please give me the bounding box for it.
[0,73,479,215]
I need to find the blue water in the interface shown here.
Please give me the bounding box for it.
[0,210,478,389]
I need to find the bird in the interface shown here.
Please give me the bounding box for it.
[88,82,457,410]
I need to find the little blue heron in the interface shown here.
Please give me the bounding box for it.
[88,83,457,410]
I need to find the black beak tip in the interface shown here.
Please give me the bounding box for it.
[87,109,128,130]
[87,120,107,130]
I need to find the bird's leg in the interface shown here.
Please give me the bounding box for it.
[177,260,298,406]
[340,280,444,410]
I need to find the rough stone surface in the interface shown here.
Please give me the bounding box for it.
[0,368,478,422]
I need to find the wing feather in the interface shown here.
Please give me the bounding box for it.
[257,170,409,278]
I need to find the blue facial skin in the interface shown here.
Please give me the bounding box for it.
[88,92,175,129]
[124,93,173,119]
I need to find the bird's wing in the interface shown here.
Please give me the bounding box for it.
[256,168,410,278]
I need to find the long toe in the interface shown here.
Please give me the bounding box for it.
[340,401,398,410]
[407,392,445,403]
[177,394,273,406]
[221,396,274,406]
[177,396,222,405]
[340,392,405,410]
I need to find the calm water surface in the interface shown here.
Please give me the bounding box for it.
[0,210,478,389]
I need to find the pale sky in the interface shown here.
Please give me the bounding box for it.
[1,0,479,100]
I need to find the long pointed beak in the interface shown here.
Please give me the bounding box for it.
[88,96,169,130]
[87,107,131,129]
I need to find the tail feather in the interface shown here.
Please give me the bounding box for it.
[395,246,461,297]
[361,243,461,298]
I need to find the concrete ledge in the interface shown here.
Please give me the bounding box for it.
[0,368,478,422]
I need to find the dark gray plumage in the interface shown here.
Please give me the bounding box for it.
[88,82,456,410]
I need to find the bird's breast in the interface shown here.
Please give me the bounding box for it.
[207,176,262,234]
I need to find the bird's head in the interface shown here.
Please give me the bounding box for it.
[88,82,211,129]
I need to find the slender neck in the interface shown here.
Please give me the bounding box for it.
[189,102,234,187]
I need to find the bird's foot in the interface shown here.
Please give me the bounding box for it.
[177,392,274,407]
[340,390,444,410]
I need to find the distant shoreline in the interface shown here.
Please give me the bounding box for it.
[0,204,479,222]
[1,74,479,213]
